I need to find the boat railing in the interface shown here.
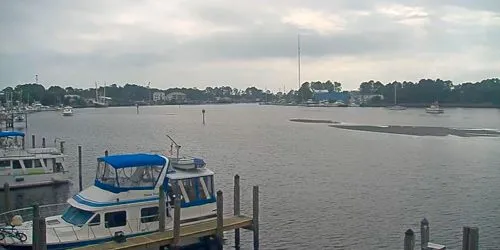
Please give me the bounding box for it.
[0,214,164,244]
[0,203,68,226]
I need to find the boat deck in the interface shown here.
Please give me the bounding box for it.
[74,215,253,250]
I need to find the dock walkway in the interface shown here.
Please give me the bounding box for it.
[75,215,252,250]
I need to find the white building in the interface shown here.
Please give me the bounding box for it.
[166,92,187,103]
[152,92,166,102]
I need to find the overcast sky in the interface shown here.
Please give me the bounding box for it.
[0,0,499,91]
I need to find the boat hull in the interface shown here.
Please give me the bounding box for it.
[426,109,444,114]
[0,172,70,190]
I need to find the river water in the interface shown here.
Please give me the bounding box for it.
[2,105,500,249]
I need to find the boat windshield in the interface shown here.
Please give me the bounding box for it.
[61,206,94,226]
[96,162,164,190]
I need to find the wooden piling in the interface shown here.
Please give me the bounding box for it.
[405,229,415,250]
[22,136,25,149]
[216,190,224,246]
[3,183,10,212]
[105,150,109,157]
[202,109,206,125]
[42,137,46,148]
[59,141,65,154]
[159,185,166,232]
[32,204,41,250]
[172,197,181,246]
[462,227,479,250]
[39,218,47,250]
[78,145,82,192]
[234,175,241,249]
[253,185,259,250]
[25,112,28,129]
[32,134,35,148]
[421,218,429,250]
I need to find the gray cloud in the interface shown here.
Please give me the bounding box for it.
[0,0,499,90]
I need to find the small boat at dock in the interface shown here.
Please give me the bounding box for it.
[62,107,73,116]
[0,132,69,190]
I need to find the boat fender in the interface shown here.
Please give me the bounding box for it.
[113,231,126,243]
[15,176,24,182]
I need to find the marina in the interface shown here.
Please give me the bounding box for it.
[0,105,498,249]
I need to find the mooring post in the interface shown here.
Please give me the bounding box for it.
[234,175,241,249]
[159,185,166,232]
[202,109,206,125]
[32,204,41,250]
[405,229,415,250]
[78,145,82,192]
[136,103,139,114]
[42,137,46,148]
[25,112,28,129]
[22,136,25,149]
[39,217,47,250]
[216,190,224,247]
[3,183,10,212]
[253,185,259,250]
[173,197,181,247]
[420,218,429,250]
[59,141,65,154]
[32,134,35,148]
[105,150,109,157]
[462,227,479,250]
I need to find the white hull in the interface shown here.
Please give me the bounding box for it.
[62,112,73,116]
[426,108,444,114]
[388,105,407,110]
[0,172,70,190]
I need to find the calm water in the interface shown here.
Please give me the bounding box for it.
[2,105,500,249]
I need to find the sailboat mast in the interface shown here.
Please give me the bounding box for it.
[297,34,301,91]
[95,82,98,101]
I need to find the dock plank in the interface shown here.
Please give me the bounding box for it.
[73,215,252,250]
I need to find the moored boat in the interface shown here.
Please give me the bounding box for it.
[426,102,444,114]
[0,132,69,190]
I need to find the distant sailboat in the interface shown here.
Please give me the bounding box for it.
[93,82,109,108]
[388,84,406,110]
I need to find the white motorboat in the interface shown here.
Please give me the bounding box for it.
[62,107,73,116]
[426,102,444,114]
[0,149,217,249]
[0,131,69,190]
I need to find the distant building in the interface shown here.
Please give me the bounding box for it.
[312,90,349,102]
[166,92,187,103]
[153,92,166,102]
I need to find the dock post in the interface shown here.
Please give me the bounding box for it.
[405,229,415,250]
[202,109,206,125]
[32,134,35,148]
[420,218,429,250]
[3,183,10,212]
[32,204,41,250]
[105,150,108,157]
[78,145,82,191]
[253,185,259,250]
[25,112,28,129]
[42,137,46,148]
[159,185,166,232]
[22,136,25,149]
[216,190,224,248]
[39,217,47,250]
[172,197,181,248]
[462,227,479,250]
[234,175,241,249]
[59,141,65,154]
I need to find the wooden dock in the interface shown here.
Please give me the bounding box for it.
[75,216,253,250]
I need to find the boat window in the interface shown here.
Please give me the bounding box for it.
[34,159,43,168]
[24,160,33,169]
[0,161,10,168]
[140,207,159,223]
[115,165,162,188]
[62,206,95,227]
[89,214,100,226]
[204,176,214,197]
[13,160,22,169]
[97,162,118,186]
[199,176,213,199]
[105,211,127,228]
[182,179,197,202]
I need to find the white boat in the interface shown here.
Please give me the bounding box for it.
[0,132,69,190]
[388,84,406,110]
[62,107,73,116]
[0,150,217,249]
[426,102,444,114]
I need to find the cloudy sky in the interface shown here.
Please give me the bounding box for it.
[0,0,499,91]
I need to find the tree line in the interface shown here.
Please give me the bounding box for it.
[1,78,499,106]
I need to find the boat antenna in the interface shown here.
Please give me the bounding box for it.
[166,135,181,160]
